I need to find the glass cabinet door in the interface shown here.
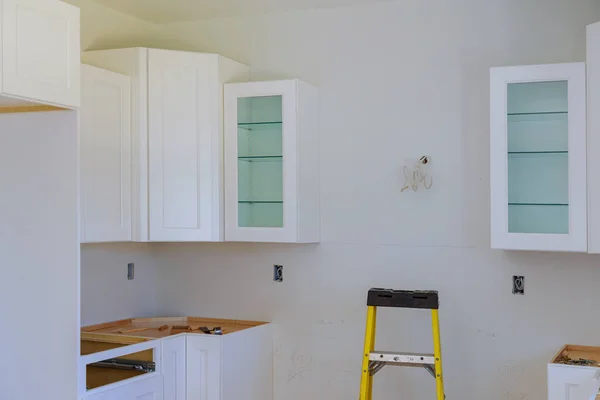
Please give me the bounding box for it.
[507,81,569,234]
[490,63,586,252]
[237,95,284,228]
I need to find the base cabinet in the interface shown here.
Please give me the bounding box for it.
[162,336,186,400]
[186,336,222,400]
[162,327,272,400]
[86,375,163,400]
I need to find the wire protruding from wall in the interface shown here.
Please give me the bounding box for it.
[401,156,432,192]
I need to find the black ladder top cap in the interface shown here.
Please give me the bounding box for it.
[367,288,439,309]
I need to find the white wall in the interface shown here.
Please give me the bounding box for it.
[0,111,79,400]
[81,243,159,326]
[150,1,600,399]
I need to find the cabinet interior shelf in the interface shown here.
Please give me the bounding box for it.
[507,111,567,116]
[239,201,283,204]
[508,151,567,154]
[508,203,568,206]
[238,155,283,160]
[238,121,282,131]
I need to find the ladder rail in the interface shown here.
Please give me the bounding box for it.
[432,309,445,400]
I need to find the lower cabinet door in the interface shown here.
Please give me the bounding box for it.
[186,336,221,400]
[86,375,164,400]
[548,365,600,400]
[163,336,186,400]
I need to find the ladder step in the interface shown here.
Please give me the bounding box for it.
[369,351,435,365]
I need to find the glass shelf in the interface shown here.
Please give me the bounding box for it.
[507,111,567,116]
[508,151,567,155]
[508,203,568,206]
[239,200,283,204]
[238,155,283,161]
[238,121,282,131]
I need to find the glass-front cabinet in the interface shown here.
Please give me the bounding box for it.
[224,80,320,243]
[490,63,586,252]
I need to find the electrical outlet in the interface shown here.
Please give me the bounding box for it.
[273,265,283,282]
[127,263,135,280]
[512,275,524,295]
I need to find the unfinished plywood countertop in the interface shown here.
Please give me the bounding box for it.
[82,316,268,342]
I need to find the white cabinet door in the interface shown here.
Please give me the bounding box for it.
[186,336,221,400]
[2,0,80,108]
[86,375,164,400]
[490,63,587,252]
[548,365,600,400]
[162,336,186,400]
[148,49,221,241]
[224,80,319,243]
[80,64,132,243]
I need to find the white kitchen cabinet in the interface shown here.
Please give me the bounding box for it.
[162,336,186,400]
[490,63,587,252]
[80,64,132,243]
[1,0,80,109]
[186,335,221,400]
[86,376,163,400]
[224,80,320,243]
[548,345,600,400]
[82,48,249,242]
[81,318,273,400]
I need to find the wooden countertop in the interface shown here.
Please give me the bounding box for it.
[82,316,267,340]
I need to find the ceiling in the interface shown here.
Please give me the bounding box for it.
[91,0,386,24]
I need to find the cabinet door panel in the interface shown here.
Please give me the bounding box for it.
[80,65,131,243]
[186,336,221,400]
[86,375,163,400]
[490,63,586,252]
[148,49,220,241]
[163,336,186,400]
[2,0,80,108]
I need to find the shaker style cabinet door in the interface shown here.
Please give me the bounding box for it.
[147,49,221,242]
[224,80,320,243]
[162,336,186,400]
[2,0,80,108]
[80,64,132,243]
[186,336,221,400]
[490,63,586,252]
[85,375,164,400]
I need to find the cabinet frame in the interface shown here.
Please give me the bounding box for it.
[490,62,587,252]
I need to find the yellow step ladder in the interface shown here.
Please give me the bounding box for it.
[359,288,445,400]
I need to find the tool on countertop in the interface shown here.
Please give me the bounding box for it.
[199,326,223,335]
[359,288,445,400]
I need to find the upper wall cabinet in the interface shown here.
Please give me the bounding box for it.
[80,65,131,243]
[224,80,320,243]
[82,48,250,242]
[490,63,587,252]
[1,0,80,109]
